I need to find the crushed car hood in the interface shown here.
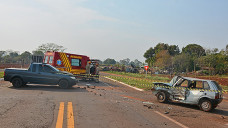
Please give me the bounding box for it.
[153,82,172,87]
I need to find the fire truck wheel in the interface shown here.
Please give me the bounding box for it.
[94,79,99,83]
[59,79,69,89]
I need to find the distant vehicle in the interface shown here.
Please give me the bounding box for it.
[4,63,77,88]
[152,76,223,112]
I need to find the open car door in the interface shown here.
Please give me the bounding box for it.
[171,78,189,101]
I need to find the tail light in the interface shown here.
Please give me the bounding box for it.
[4,71,5,76]
[215,93,219,99]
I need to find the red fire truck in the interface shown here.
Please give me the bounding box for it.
[43,51,99,82]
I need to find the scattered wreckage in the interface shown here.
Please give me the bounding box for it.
[152,76,223,112]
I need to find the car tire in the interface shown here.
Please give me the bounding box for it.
[157,91,168,103]
[12,78,23,88]
[59,79,69,89]
[199,99,212,112]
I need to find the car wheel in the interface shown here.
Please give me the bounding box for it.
[12,78,23,88]
[199,99,212,112]
[157,91,168,103]
[59,79,69,89]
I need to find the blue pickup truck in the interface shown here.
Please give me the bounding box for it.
[4,63,77,88]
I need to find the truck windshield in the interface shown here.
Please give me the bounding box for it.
[48,64,60,72]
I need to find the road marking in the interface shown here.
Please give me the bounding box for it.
[67,102,74,128]
[154,111,188,128]
[56,102,64,128]
[104,77,144,91]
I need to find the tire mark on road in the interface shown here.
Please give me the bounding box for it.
[0,100,21,116]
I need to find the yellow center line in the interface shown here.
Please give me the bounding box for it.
[56,102,64,128]
[67,102,75,128]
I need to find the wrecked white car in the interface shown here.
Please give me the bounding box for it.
[152,76,223,112]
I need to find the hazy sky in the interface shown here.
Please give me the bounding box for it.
[0,0,228,62]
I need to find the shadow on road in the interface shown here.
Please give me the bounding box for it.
[8,84,88,92]
[165,102,228,116]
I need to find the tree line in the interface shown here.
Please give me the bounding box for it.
[102,58,143,68]
[0,43,66,64]
[144,43,228,75]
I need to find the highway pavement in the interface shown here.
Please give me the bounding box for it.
[0,76,227,128]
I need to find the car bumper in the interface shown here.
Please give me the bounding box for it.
[69,79,77,86]
[4,76,10,81]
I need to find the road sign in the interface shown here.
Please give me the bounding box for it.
[144,66,149,71]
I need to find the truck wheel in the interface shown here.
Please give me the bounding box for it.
[199,99,212,112]
[157,91,168,103]
[59,79,69,89]
[22,82,28,87]
[12,78,23,88]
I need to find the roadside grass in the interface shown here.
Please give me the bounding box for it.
[105,71,170,81]
[105,71,228,91]
[108,76,154,90]
[0,72,3,78]
[221,85,228,91]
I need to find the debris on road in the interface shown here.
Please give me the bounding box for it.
[142,102,154,105]
[164,111,169,114]
[221,116,225,119]
[143,102,155,109]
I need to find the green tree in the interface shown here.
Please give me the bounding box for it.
[0,51,5,62]
[37,43,67,53]
[182,44,206,72]
[182,44,206,57]
[119,58,130,65]
[143,47,155,66]
[103,58,116,65]
[168,45,180,56]
[172,53,192,73]
[32,50,44,56]
[20,51,32,64]
[154,50,172,70]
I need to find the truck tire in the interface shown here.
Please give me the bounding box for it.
[157,91,168,103]
[199,99,212,112]
[12,78,23,88]
[59,79,69,89]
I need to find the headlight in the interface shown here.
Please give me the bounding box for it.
[71,77,76,79]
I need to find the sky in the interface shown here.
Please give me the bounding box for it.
[0,0,228,62]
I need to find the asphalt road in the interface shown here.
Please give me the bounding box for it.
[0,76,227,128]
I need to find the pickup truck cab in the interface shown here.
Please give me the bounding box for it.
[4,63,77,88]
[152,76,223,112]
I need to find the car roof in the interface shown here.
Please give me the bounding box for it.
[180,76,213,82]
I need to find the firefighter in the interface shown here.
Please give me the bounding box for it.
[86,61,91,74]
[95,63,99,75]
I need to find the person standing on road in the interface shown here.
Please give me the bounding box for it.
[86,61,91,74]
[95,63,99,75]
